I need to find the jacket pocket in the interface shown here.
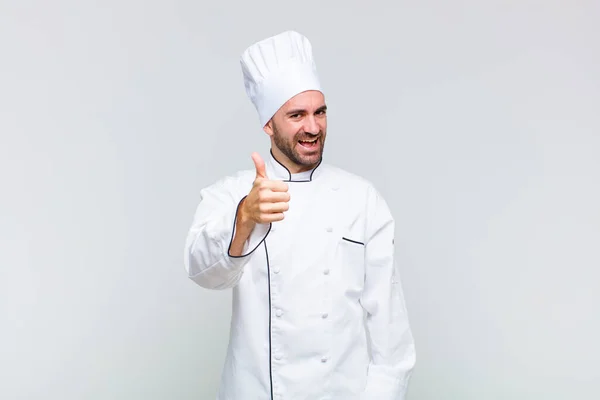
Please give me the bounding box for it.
[337,236,365,296]
[342,236,364,246]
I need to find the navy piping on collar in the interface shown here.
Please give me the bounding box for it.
[269,149,323,183]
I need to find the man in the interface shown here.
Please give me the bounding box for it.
[184,31,416,399]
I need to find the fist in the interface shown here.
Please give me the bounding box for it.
[240,152,290,225]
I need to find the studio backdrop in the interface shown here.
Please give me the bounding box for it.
[1,1,599,399]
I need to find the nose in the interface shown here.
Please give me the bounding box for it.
[303,115,320,135]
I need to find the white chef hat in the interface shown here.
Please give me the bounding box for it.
[241,30,322,127]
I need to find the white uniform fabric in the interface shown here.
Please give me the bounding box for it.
[240,30,322,127]
[184,151,416,399]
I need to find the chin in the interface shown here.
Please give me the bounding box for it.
[297,152,322,166]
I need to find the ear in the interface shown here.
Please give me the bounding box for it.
[263,119,274,137]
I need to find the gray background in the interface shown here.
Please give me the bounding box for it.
[1,1,599,399]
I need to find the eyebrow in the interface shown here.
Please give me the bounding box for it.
[286,105,327,116]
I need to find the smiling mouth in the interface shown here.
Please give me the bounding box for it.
[298,137,319,149]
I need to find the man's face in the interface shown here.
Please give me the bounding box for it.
[264,90,327,172]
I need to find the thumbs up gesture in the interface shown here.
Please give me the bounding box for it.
[240,152,290,225]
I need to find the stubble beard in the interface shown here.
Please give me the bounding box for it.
[272,122,325,168]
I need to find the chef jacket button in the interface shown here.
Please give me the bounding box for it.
[275,354,282,360]
[323,269,330,275]
[331,186,339,191]
[321,313,328,319]
[272,267,280,274]
[321,356,328,363]
[275,309,283,317]
[326,227,333,233]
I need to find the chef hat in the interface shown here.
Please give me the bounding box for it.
[241,30,322,127]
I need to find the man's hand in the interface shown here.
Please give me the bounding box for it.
[240,152,290,226]
[229,152,289,256]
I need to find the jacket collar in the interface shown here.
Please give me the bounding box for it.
[266,149,323,182]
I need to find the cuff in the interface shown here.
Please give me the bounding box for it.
[361,370,408,400]
[227,196,271,258]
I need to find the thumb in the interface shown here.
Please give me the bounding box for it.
[251,152,267,179]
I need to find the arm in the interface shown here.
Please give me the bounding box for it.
[360,186,416,399]
[183,178,270,290]
[229,197,260,256]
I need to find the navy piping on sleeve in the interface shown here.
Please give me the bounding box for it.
[227,195,272,258]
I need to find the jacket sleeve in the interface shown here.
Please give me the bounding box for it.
[360,185,416,399]
[183,175,270,290]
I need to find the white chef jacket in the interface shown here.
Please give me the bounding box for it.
[184,150,416,400]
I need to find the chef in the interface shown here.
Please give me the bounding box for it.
[184,30,416,399]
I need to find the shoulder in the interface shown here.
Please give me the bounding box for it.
[321,163,380,195]
[321,163,392,214]
[199,168,255,200]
